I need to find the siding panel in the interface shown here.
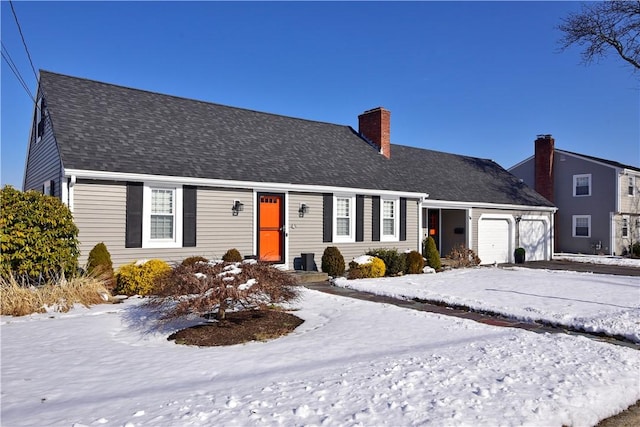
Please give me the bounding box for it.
[23,110,62,197]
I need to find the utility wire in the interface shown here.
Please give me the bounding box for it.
[9,0,39,83]
[1,42,35,103]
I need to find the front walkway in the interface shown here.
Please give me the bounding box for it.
[303,280,640,351]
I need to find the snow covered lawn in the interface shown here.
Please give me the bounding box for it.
[2,280,639,426]
[335,266,640,343]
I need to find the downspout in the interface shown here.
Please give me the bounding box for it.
[68,175,76,213]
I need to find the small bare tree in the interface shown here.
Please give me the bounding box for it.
[150,261,300,322]
[558,0,640,71]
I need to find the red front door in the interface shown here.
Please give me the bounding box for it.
[258,193,284,262]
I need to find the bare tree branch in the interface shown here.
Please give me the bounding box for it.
[559,0,640,71]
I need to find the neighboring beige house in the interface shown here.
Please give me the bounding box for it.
[24,70,556,268]
[510,135,640,256]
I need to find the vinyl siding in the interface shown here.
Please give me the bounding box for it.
[619,172,640,214]
[23,110,62,197]
[73,180,253,268]
[288,193,419,271]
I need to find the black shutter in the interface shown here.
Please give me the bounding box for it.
[49,180,55,197]
[125,182,143,248]
[372,196,380,242]
[183,186,197,247]
[400,197,407,241]
[356,195,364,242]
[323,193,333,242]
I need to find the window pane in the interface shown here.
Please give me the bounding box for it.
[151,215,173,239]
[630,177,635,196]
[336,198,350,217]
[383,218,395,235]
[383,200,394,218]
[152,189,173,214]
[575,217,588,227]
[575,226,589,237]
[336,218,350,236]
[576,185,589,196]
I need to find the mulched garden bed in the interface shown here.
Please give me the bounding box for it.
[168,309,304,346]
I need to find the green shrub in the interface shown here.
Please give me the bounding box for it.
[222,248,242,262]
[366,248,406,276]
[405,250,424,274]
[181,256,209,267]
[348,256,386,279]
[423,237,441,270]
[631,242,640,257]
[447,245,481,268]
[115,259,171,296]
[86,242,115,290]
[0,185,79,283]
[321,246,345,277]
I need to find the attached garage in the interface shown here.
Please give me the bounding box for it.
[519,219,549,261]
[478,217,512,265]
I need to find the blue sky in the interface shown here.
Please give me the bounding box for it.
[2,1,638,189]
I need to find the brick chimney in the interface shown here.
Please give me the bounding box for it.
[534,134,555,203]
[358,107,391,159]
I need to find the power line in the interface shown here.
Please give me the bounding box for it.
[1,42,35,104]
[9,0,39,84]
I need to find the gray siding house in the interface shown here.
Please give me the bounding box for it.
[24,71,556,268]
[510,135,640,256]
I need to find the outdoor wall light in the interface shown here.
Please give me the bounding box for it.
[298,203,309,217]
[232,200,244,216]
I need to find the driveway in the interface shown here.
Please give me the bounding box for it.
[501,259,640,276]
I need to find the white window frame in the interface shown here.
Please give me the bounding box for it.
[629,176,636,197]
[573,174,592,197]
[333,194,355,243]
[622,216,629,238]
[572,215,591,238]
[380,197,400,242]
[142,184,183,248]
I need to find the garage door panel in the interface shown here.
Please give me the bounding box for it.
[520,220,547,261]
[478,219,510,265]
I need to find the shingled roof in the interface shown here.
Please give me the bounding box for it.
[39,70,553,207]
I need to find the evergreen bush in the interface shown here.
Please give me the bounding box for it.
[0,185,79,283]
[86,242,116,290]
[181,256,209,267]
[321,246,345,277]
[366,248,406,276]
[348,256,386,279]
[222,248,243,263]
[423,237,442,270]
[405,250,425,274]
[115,259,171,296]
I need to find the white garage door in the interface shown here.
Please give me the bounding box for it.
[520,220,547,261]
[478,218,510,265]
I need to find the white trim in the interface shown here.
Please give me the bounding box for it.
[557,150,639,172]
[628,176,636,197]
[252,191,258,259]
[283,192,290,270]
[572,215,591,238]
[507,154,534,171]
[573,174,592,197]
[64,168,427,199]
[467,208,473,249]
[423,198,557,212]
[380,197,400,242]
[333,194,356,243]
[61,178,69,207]
[142,184,183,248]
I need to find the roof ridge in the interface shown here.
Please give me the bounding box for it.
[556,148,640,171]
[38,69,353,130]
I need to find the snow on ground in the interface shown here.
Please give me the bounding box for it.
[2,278,640,427]
[555,253,640,267]
[335,266,640,343]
